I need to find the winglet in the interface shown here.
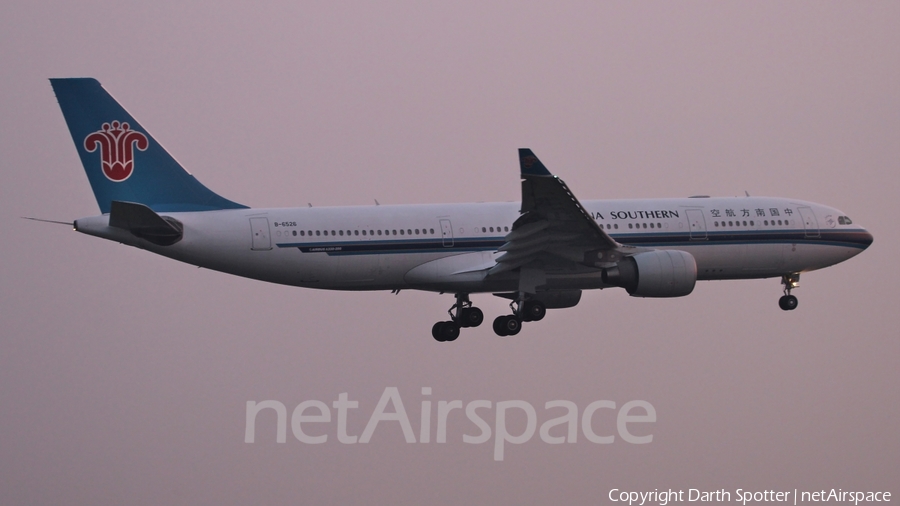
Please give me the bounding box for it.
[518,148,552,177]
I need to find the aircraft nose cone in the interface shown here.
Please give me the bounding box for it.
[859,229,874,249]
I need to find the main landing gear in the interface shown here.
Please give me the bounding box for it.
[778,273,800,311]
[431,294,548,340]
[432,293,484,342]
[492,299,546,337]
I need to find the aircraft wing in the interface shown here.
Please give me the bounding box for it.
[488,149,629,275]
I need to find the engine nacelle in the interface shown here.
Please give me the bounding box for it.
[602,250,697,298]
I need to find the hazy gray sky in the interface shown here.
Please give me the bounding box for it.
[1,2,897,504]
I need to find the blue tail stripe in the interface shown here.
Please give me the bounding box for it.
[51,78,247,213]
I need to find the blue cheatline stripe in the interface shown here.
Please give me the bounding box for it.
[274,229,871,256]
[619,229,872,249]
[277,237,503,255]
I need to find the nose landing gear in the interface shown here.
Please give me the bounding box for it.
[778,273,800,311]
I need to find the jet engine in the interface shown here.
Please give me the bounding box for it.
[601,250,697,298]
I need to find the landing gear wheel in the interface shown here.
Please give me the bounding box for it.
[778,295,798,311]
[432,321,460,341]
[459,307,484,328]
[493,315,521,336]
[493,316,509,337]
[432,322,446,342]
[522,301,546,322]
[444,322,461,341]
[505,317,522,336]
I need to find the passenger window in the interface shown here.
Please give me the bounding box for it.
[316,230,321,236]
[430,228,435,234]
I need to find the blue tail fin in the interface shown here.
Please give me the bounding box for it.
[50,78,247,213]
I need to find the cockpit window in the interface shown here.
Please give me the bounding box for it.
[838,216,853,225]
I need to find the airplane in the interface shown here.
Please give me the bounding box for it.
[48,78,873,342]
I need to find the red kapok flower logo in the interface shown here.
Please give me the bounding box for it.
[84,121,148,182]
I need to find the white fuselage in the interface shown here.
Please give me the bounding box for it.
[74,196,871,294]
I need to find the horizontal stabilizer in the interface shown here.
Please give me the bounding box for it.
[109,201,183,246]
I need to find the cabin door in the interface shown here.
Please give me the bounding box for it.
[250,217,272,250]
[798,207,820,238]
[686,209,707,240]
[440,219,454,247]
